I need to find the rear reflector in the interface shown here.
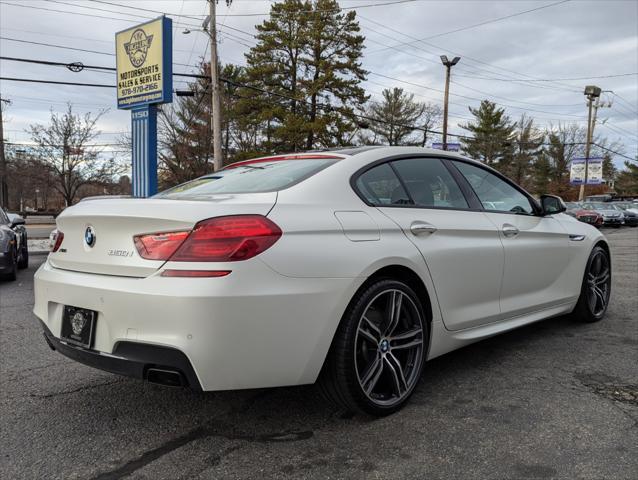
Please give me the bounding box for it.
[134,230,190,260]
[50,229,64,252]
[134,215,281,262]
[161,270,231,278]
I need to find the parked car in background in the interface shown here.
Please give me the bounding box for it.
[582,202,624,227]
[565,202,603,227]
[612,202,638,216]
[609,203,638,227]
[0,208,29,280]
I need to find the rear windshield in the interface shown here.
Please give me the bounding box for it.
[154,159,338,199]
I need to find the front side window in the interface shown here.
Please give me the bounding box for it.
[454,161,535,215]
[155,159,338,199]
[391,158,468,209]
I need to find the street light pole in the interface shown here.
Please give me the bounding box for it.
[440,55,460,151]
[579,85,602,201]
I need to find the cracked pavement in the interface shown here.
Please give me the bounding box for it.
[1,228,636,479]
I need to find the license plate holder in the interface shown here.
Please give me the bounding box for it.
[60,306,97,349]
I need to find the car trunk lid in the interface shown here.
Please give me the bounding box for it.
[49,193,277,277]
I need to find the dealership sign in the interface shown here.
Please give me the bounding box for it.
[116,17,173,109]
[116,17,172,198]
[570,157,603,185]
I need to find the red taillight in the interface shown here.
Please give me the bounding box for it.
[134,230,190,260]
[171,215,282,262]
[133,215,281,262]
[161,270,231,278]
[50,229,64,252]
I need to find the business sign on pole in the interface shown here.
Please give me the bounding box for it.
[570,157,603,185]
[116,16,172,109]
[569,158,586,184]
[432,142,461,152]
[116,17,172,198]
[585,157,603,184]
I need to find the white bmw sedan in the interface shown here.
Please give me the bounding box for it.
[34,146,611,415]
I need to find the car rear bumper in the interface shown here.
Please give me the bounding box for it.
[40,321,202,390]
[33,258,359,391]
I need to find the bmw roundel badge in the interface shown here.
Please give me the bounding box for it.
[84,226,96,248]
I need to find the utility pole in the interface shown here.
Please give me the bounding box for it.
[440,55,460,151]
[208,0,224,171]
[0,97,10,209]
[579,85,602,201]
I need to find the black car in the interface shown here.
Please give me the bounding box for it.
[0,208,29,281]
[611,203,638,227]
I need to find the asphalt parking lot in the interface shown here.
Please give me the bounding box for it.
[1,228,636,480]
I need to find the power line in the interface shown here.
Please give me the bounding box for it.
[422,0,570,42]
[88,0,420,18]
[357,15,582,95]
[592,143,637,162]
[369,72,586,118]
[455,72,638,82]
[0,77,116,88]
[450,79,584,108]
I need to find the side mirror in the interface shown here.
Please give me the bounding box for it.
[540,195,566,216]
[8,214,25,227]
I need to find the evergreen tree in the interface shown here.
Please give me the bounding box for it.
[511,114,544,188]
[367,88,425,145]
[532,152,552,195]
[460,100,515,171]
[241,0,367,152]
[615,160,638,195]
[156,62,249,186]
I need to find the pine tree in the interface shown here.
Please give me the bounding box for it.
[511,114,544,188]
[532,152,552,195]
[615,160,638,195]
[156,62,248,186]
[241,0,367,152]
[367,88,425,145]
[460,100,515,171]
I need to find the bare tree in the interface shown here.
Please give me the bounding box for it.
[28,104,124,206]
[419,102,443,147]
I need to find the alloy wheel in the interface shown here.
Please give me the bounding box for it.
[586,250,611,317]
[354,289,424,407]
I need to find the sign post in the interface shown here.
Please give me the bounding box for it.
[116,16,172,197]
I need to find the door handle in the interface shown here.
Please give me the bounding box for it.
[502,224,519,237]
[410,221,437,236]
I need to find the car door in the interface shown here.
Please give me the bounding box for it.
[355,157,505,331]
[451,160,570,318]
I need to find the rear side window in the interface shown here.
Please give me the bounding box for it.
[391,158,468,209]
[355,163,410,205]
[155,159,338,198]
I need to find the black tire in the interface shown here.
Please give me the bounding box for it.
[17,241,28,269]
[571,245,611,323]
[318,279,429,416]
